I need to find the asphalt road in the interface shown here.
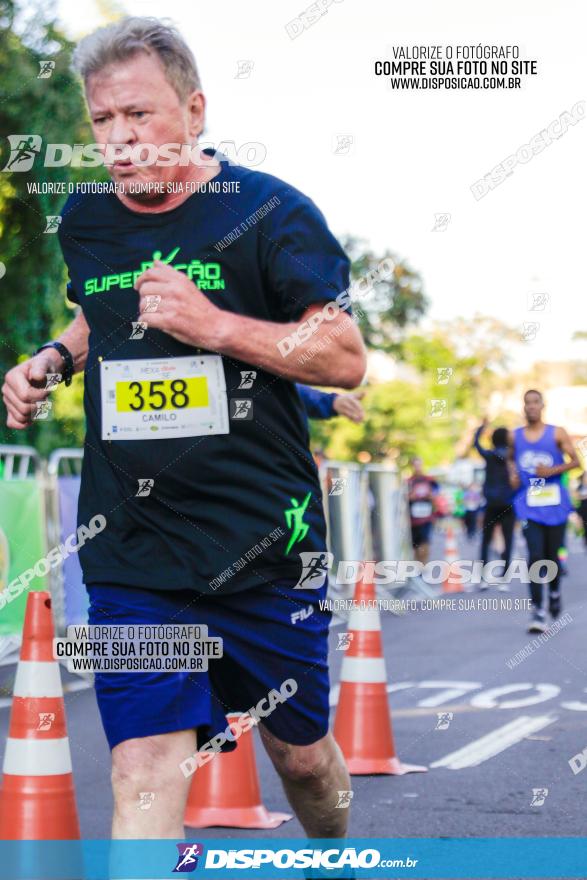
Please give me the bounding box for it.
[1,525,585,847]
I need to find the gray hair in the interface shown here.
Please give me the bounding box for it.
[72,16,201,101]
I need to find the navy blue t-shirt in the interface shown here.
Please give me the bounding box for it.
[58,157,350,594]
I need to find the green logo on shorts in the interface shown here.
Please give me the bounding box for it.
[284,492,311,555]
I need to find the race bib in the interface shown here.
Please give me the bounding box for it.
[411,501,433,518]
[526,483,561,507]
[100,355,229,441]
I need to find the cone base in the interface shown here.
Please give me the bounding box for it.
[0,774,80,840]
[443,581,464,593]
[345,756,428,776]
[184,804,292,829]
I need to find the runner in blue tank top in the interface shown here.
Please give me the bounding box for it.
[509,390,579,633]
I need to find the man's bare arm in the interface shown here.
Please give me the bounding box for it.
[2,312,89,429]
[135,262,367,389]
[55,311,90,374]
[536,427,581,477]
[215,304,366,388]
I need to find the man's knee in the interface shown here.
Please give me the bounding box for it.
[111,733,191,798]
[262,731,342,787]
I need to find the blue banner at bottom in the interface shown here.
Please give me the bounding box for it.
[0,837,584,879]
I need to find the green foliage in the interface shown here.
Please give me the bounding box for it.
[311,318,521,469]
[0,0,90,452]
[341,235,428,353]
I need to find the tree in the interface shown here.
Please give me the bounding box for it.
[0,0,91,451]
[340,235,428,353]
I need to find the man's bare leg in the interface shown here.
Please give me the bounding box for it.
[259,727,351,837]
[111,729,196,838]
[415,542,430,565]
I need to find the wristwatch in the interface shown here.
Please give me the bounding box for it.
[34,341,74,387]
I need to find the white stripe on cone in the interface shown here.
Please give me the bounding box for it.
[347,606,381,632]
[339,656,387,683]
[3,737,73,776]
[13,661,63,698]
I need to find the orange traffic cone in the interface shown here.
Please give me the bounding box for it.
[334,567,427,775]
[0,592,80,839]
[442,525,463,593]
[184,713,292,828]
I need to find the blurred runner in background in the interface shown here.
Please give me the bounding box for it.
[408,458,439,564]
[510,390,579,634]
[463,482,482,540]
[472,418,515,589]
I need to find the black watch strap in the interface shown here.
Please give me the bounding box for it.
[34,341,74,387]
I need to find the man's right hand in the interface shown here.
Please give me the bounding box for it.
[2,350,63,429]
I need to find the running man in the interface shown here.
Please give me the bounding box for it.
[2,17,366,841]
[462,482,482,540]
[510,390,579,633]
[407,457,438,564]
[472,419,515,587]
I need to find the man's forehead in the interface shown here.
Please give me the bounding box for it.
[86,54,173,106]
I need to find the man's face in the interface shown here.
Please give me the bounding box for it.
[524,392,544,423]
[86,53,205,197]
[412,457,423,475]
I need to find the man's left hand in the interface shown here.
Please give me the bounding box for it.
[135,261,224,348]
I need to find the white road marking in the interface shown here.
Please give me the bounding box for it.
[431,714,558,770]
[416,680,482,707]
[470,683,560,709]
